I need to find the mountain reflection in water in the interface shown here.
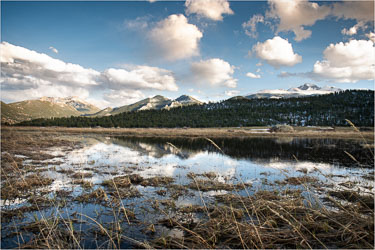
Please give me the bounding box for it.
[112,136,373,167]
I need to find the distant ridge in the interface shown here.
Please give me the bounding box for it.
[18,90,374,128]
[89,95,203,117]
[245,83,342,99]
[1,96,100,124]
[0,84,353,124]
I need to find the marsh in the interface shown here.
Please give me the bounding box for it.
[1,128,373,248]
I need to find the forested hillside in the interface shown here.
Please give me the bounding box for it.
[16,90,374,128]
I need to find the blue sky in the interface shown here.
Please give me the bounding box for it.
[1,0,374,108]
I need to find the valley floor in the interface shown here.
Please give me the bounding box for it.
[2,126,374,141]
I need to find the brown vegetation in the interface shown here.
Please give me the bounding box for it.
[3,125,374,140]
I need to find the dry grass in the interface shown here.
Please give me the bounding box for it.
[188,178,251,192]
[150,189,374,249]
[283,176,319,185]
[71,172,94,179]
[3,126,374,140]
[1,174,53,200]
[101,174,174,189]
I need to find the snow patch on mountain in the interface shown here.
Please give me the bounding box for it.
[38,96,100,113]
[246,84,342,99]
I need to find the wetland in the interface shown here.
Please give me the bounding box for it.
[1,127,374,248]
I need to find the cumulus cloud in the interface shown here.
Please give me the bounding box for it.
[246,72,261,79]
[313,39,375,83]
[246,1,373,42]
[1,42,100,89]
[191,58,237,88]
[225,90,240,97]
[49,46,58,54]
[149,14,203,61]
[0,42,178,106]
[101,66,178,91]
[266,0,331,41]
[185,0,233,21]
[341,26,358,36]
[252,36,302,68]
[341,21,367,36]
[242,14,266,38]
[332,1,374,23]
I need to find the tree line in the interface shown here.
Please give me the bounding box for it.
[17,90,374,128]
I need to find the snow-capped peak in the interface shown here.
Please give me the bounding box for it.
[295,83,321,91]
[175,95,201,104]
[37,96,99,112]
[246,84,342,99]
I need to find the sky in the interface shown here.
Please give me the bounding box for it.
[1,0,374,108]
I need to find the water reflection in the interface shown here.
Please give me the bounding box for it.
[112,136,372,167]
[35,135,373,194]
[1,134,373,249]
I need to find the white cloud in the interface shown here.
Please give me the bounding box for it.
[341,26,358,36]
[256,68,261,73]
[332,1,374,23]
[1,42,100,88]
[247,1,373,42]
[225,90,240,97]
[266,0,331,41]
[101,66,178,91]
[49,46,58,54]
[246,72,261,79]
[366,32,375,43]
[252,36,302,68]
[313,39,375,83]
[191,58,237,88]
[0,42,178,107]
[103,90,146,107]
[2,85,90,105]
[256,62,262,67]
[341,21,367,36]
[185,0,233,21]
[149,14,203,61]
[242,14,265,38]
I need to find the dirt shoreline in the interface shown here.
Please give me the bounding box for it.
[2,126,374,141]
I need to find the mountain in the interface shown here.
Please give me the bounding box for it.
[90,95,203,117]
[245,83,342,99]
[164,95,203,110]
[1,96,100,124]
[20,90,374,128]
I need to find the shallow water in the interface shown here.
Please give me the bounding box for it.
[1,134,373,248]
[44,135,374,189]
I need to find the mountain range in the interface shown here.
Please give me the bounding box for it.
[245,83,342,99]
[1,96,100,124]
[87,95,203,117]
[1,84,342,124]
